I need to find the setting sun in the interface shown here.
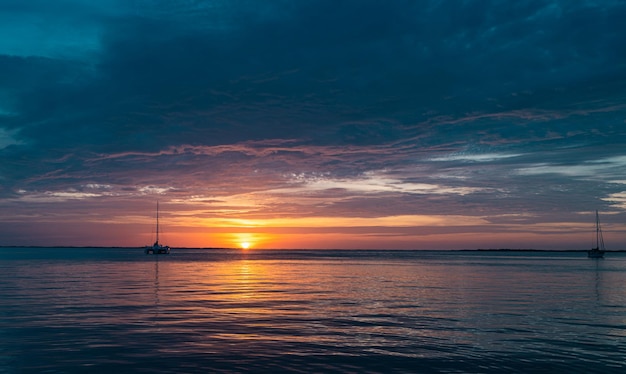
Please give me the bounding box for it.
[231,233,268,250]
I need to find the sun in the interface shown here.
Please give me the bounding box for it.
[233,233,261,250]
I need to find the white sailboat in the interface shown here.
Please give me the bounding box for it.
[587,210,605,258]
[145,201,170,255]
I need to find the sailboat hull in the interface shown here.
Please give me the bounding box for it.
[145,247,170,255]
[587,249,604,258]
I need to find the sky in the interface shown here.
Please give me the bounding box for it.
[1,0,625,249]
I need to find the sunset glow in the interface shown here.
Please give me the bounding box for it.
[1,2,625,250]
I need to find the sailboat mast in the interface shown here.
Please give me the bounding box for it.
[156,201,160,244]
[587,210,605,258]
[596,210,601,249]
[145,200,170,254]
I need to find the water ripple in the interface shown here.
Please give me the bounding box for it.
[1,248,625,373]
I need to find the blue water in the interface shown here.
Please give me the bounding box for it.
[1,248,625,373]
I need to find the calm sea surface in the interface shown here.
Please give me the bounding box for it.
[1,248,625,373]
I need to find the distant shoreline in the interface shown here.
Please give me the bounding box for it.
[1,246,624,252]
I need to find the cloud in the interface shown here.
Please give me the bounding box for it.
[280,170,487,197]
[1,1,626,247]
[517,155,626,180]
[0,128,21,149]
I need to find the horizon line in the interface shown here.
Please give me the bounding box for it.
[1,246,623,252]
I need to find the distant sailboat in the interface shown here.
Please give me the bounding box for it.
[145,201,170,255]
[587,210,605,259]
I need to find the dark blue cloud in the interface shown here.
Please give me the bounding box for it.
[1,0,626,247]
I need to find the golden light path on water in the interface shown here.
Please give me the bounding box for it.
[1,248,626,372]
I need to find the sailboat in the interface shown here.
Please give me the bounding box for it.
[145,201,170,255]
[587,210,605,258]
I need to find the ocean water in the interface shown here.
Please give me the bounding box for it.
[0,248,625,373]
